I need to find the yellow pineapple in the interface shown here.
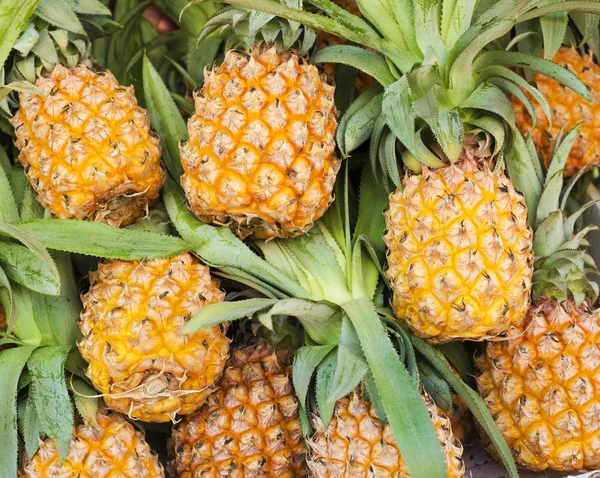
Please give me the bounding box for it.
[78,253,230,423]
[22,411,164,477]
[307,393,465,477]
[10,64,165,226]
[513,46,600,177]
[477,299,600,472]
[476,128,600,472]
[384,157,534,343]
[180,47,340,239]
[168,342,309,476]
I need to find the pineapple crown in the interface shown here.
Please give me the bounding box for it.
[520,125,600,305]
[209,0,600,186]
[0,0,115,116]
[199,2,317,55]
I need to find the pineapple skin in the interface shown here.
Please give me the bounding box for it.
[22,412,164,477]
[307,393,465,477]
[10,64,165,227]
[168,342,309,477]
[180,48,340,239]
[384,157,533,343]
[476,298,600,472]
[513,47,600,177]
[78,253,230,423]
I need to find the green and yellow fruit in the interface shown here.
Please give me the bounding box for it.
[10,64,165,226]
[180,48,340,239]
[22,412,164,477]
[168,342,308,476]
[78,253,230,422]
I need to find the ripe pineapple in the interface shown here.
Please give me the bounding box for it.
[168,342,309,476]
[384,157,534,342]
[180,43,340,239]
[476,129,600,471]
[513,47,600,177]
[78,253,230,423]
[10,63,165,226]
[477,299,600,472]
[22,411,164,477]
[308,393,465,477]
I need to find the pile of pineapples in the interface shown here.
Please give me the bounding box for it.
[4,0,600,477]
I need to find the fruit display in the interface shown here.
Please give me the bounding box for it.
[4,1,600,478]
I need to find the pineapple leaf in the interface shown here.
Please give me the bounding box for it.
[536,170,564,225]
[414,0,447,67]
[382,76,415,154]
[353,165,388,257]
[0,222,60,289]
[292,344,336,408]
[311,45,396,87]
[164,178,311,299]
[20,183,45,221]
[506,133,544,227]
[341,297,447,478]
[28,346,73,461]
[461,82,516,126]
[540,12,568,60]
[64,0,110,15]
[0,0,40,70]
[533,210,567,256]
[474,51,591,101]
[315,350,337,428]
[0,241,61,296]
[564,202,600,239]
[0,165,19,224]
[306,0,379,37]
[479,65,552,127]
[20,394,43,458]
[0,266,16,334]
[216,268,287,299]
[0,346,35,478]
[71,378,99,426]
[249,298,342,344]
[545,124,581,187]
[380,0,417,51]
[183,298,277,333]
[436,342,474,382]
[369,116,388,179]
[409,334,519,478]
[418,359,453,412]
[336,83,383,155]
[342,92,383,153]
[17,219,191,260]
[355,0,405,48]
[35,0,85,34]
[328,316,367,404]
[382,132,402,187]
[142,54,186,180]
[441,0,477,49]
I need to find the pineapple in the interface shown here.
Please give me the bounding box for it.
[181,15,340,239]
[384,157,534,342]
[513,46,600,177]
[78,253,230,423]
[22,411,164,477]
[307,393,465,477]
[476,128,600,471]
[477,299,600,472]
[10,64,165,226]
[168,342,308,476]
